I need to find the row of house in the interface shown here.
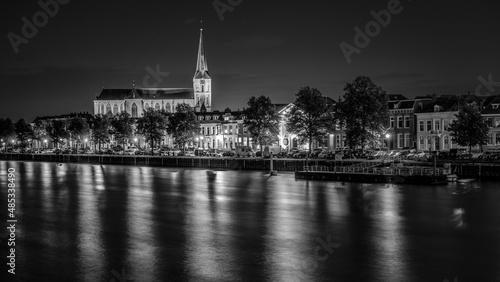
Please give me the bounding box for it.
[303,93,500,152]
[28,93,500,152]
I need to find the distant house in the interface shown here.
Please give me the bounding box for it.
[481,94,500,148]
[414,94,488,151]
[387,95,433,150]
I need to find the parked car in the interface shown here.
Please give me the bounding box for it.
[208,149,223,157]
[487,152,500,160]
[264,145,281,158]
[395,150,410,159]
[286,149,300,158]
[449,148,472,159]
[406,150,421,160]
[437,151,450,159]
[135,149,147,155]
[309,148,324,158]
[222,151,235,157]
[292,150,309,158]
[367,150,385,160]
[414,151,429,161]
[235,146,255,157]
[318,150,331,159]
[195,149,209,157]
[353,149,368,159]
[123,149,136,155]
[276,151,288,158]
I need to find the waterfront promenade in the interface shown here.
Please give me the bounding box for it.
[1,153,500,178]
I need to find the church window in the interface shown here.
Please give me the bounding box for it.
[144,103,149,110]
[155,103,161,111]
[99,103,104,114]
[113,104,118,114]
[106,103,111,114]
[165,103,171,113]
[131,103,138,117]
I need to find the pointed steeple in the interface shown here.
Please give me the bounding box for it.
[194,29,210,79]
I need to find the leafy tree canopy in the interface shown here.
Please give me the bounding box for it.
[137,108,168,154]
[449,105,489,155]
[243,95,280,150]
[166,103,199,150]
[336,76,389,148]
[285,86,336,153]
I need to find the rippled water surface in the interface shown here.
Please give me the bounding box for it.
[0,161,499,281]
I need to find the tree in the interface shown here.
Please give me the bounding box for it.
[449,105,489,156]
[46,120,69,148]
[14,119,34,147]
[68,117,90,149]
[336,76,389,148]
[0,118,16,145]
[92,115,111,152]
[32,120,48,149]
[167,103,200,151]
[243,96,280,153]
[110,112,134,151]
[286,87,336,154]
[137,108,168,155]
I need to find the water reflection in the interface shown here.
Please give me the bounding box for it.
[0,161,499,281]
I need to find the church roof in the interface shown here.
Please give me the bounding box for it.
[194,29,211,79]
[96,88,194,100]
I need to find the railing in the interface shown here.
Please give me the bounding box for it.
[303,165,329,172]
[334,166,446,176]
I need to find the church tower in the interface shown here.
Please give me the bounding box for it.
[193,29,212,112]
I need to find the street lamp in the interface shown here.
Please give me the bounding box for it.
[44,139,48,149]
[385,133,391,155]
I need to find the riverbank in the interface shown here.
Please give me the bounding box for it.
[1,153,500,178]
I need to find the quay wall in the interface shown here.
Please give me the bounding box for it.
[1,154,500,178]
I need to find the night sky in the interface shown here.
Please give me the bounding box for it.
[1,0,499,122]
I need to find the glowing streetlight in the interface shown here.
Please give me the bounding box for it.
[385,133,391,155]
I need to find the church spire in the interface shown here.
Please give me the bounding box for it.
[194,29,210,79]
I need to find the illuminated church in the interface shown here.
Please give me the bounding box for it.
[93,29,212,116]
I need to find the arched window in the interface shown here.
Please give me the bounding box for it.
[144,103,149,110]
[99,103,104,114]
[113,104,118,114]
[120,104,124,112]
[165,102,171,113]
[155,103,161,111]
[106,103,112,114]
[131,103,138,117]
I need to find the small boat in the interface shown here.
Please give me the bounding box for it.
[457,178,475,183]
[206,170,217,178]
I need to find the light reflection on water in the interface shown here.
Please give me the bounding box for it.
[0,161,499,281]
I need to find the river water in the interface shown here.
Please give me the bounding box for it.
[0,160,499,282]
